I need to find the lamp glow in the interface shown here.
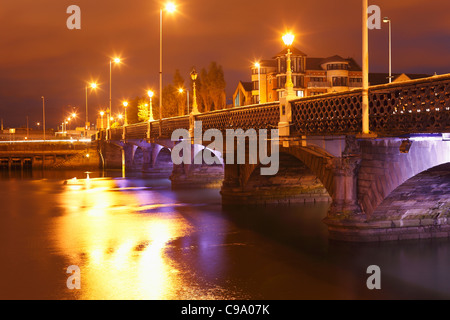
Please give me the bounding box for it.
[166,2,176,13]
[282,33,295,46]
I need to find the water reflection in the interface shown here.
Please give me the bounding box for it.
[1,170,450,299]
[55,178,192,299]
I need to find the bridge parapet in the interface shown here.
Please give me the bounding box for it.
[290,73,450,137]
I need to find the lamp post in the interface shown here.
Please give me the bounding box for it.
[147,90,154,121]
[109,58,121,129]
[255,62,261,104]
[178,88,189,115]
[99,111,105,129]
[41,96,45,141]
[123,102,128,126]
[85,82,98,132]
[282,33,296,100]
[160,2,176,125]
[190,68,199,115]
[362,0,369,135]
[383,17,392,83]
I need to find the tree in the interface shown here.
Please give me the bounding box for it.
[197,61,226,112]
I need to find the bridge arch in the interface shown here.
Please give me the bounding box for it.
[358,138,450,218]
[241,151,332,205]
[371,162,450,224]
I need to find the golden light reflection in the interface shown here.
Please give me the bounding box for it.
[54,179,192,299]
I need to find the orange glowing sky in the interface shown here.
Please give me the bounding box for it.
[0,0,449,127]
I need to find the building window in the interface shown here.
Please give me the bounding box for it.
[332,77,348,86]
[252,81,259,90]
[296,91,304,98]
[327,64,349,71]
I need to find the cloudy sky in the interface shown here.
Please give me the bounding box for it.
[0,0,449,128]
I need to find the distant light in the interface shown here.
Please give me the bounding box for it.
[178,88,184,93]
[166,2,176,13]
[90,83,97,89]
[383,17,390,23]
[118,114,123,120]
[148,90,154,98]
[86,154,90,158]
[72,113,77,118]
[110,117,114,121]
[114,58,121,63]
[282,33,295,46]
[100,111,105,116]
[254,62,260,68]
[123,101,128,107]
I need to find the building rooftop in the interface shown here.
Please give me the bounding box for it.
[273,46,308,58]
[369,73,432,85]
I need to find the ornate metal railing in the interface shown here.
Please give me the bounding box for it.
[100,74,450,141]
[291,74,450,136]
[196,102,280,133]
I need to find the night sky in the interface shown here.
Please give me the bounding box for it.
[1,0,449,128]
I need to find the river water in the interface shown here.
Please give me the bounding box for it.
[1,169,450,300]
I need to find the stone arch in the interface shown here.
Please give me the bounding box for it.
[154,146,173,168]
[242,151,331,205]
[191,145,224,169]
[371,162,450,223]
[358,138,450,218]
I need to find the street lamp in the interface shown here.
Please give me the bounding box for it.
[41,96,45,141]
[362,0,369,135]
[123,101,128,126]
[85,82,98,131]
[109,57,121,129]
[282,33,296,100]
[159,2,177,126]
[254,62,261,104]
[99,111,105,129]
[383,17,392,83]
[190,68,199,114]
[178,88,189,115]
[147,90,154,121]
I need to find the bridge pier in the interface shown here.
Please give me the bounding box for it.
[221,151,331,206]
[170,144,224,189]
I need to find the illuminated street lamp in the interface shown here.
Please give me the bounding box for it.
[159,2,177,126]
[282,32,296,100]
[383,17,392,83]
[99,111,105,129]
[123,101,129,126]
[190,68,199,115]
[178,88,189,115]
[147,90,154,121]
[109,57,121,129]
[41,96,46,141]
[254,62,261,104]
[85,82,98,131]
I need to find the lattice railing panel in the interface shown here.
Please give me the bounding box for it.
[291,74,450,136]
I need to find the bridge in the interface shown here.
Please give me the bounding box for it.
[0,140,98,171]
[96,74,450,242]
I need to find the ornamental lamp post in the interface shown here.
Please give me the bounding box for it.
[254,62,261,104]
[190,68,199,115]
[123,101,128,126]
[282,33,296,100]
[147,90,154,121]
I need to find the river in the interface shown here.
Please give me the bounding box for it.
[0,169,449,300]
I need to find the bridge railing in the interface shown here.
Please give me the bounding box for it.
[290,74,450,136]
[101,74,450,141]
[196,102,280,133]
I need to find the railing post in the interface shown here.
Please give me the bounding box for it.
[147,121,151,140]
[278,94,293,137]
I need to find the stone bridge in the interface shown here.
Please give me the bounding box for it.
[97,74,450,241]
